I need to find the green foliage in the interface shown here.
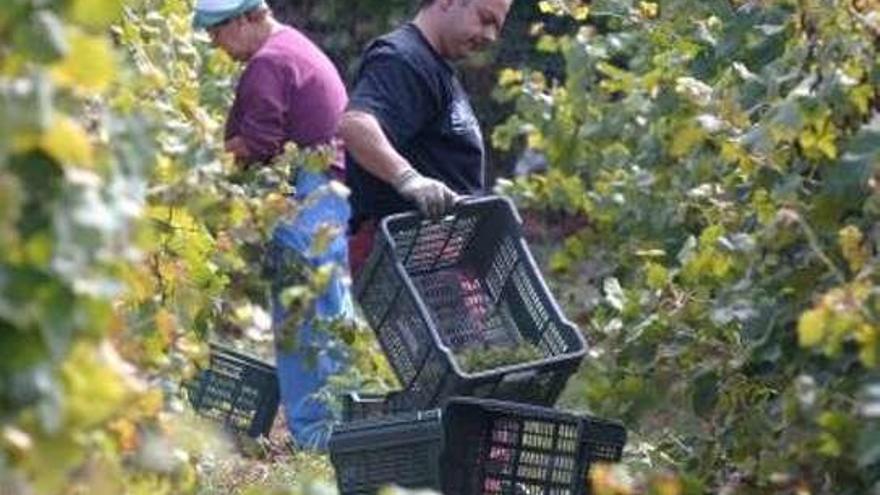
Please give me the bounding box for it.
[497,0,880,492]
[456,342,544,373]
[0,0,393,492]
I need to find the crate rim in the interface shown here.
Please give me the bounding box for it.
[329,408,444,453]
[442,396,627,432]
[208,342,275,372]
[376,195,588,381]
[342,392,628,440]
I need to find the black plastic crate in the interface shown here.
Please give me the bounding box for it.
[442,398,626,495]
[355,196,587,409]
[329,397,626,495]
[186,344,280,438]
[330,409,445,494]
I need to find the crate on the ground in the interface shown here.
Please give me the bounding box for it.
[355,196,586,409]
[186,343,280,438]
[442,398,626,495]
[329,396,627,495]
[330,409,444,494]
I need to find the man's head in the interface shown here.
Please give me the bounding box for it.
[417,0,513,60]
[193,0,273,61]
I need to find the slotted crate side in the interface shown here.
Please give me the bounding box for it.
[397,213,482,275]
[579,416,628,465]
[474,230,584,363]
[403,201,513,353]
[356,244,435,390]
[215,349,280,427]
[402,345,454,408]
[442,400,586,495]
[412,268,520,351]
[457,200,585,360]
[187,348,280,438]
[333,443,441,495]
[329,410,444,495]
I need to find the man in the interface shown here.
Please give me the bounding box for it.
[340,0,514,276]
[192,0,352,449]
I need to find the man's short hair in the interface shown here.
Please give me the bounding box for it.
[420,0,473,8]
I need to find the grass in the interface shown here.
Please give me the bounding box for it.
[196,413,334,495]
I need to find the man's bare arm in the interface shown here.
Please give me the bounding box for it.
[337,110,413,184]
[338,109,458,217]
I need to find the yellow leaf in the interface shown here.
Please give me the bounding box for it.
[527,130,546,150]
[638,1,659,19]
[69,0,123,30]
[651,473,682,495]
[572,4,590,20]
[838,225,868,272]
[817,134,838,160]
[108,418,139,451]
[40,114,94,167]
[51,29,116,92]
[62,342,131,428]
[538,1,558,14]
[669,123,706,157]
[850,84,873,115]
[798,307,828,347]
[799,116,838,161]
[589,463,633,495]
[855,323,877,367]
[498,67,523,87]
[799,130,817,150]
[721,140,755,173]
[711,252,733,278]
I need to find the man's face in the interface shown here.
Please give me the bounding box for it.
[207,16,250,61]
[441,0,511,60]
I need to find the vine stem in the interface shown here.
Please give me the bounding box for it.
[790,210,847,284]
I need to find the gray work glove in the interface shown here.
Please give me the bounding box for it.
[392,168,459,218]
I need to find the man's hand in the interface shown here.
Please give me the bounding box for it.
[393,168,459,218]
[339,111,460,217]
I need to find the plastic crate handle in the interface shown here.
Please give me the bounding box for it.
[380,195,524,253]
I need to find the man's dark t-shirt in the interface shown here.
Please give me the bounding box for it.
[346,23,486,229]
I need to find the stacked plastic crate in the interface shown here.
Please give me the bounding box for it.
[330,196,627,495]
